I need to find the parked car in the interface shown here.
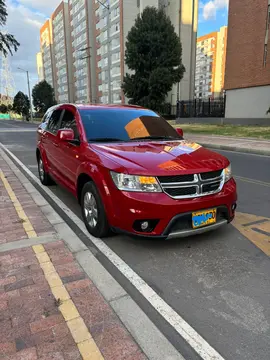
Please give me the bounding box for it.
[36,104,237,239]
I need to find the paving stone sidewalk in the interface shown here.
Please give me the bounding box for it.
[184,133,270,156]
[0,152,147,360]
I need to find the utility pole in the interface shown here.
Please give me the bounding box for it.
[96,0,111,104]
[18,67,33,122]
[79,46,92,103]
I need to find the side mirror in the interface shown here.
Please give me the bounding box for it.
[176,128,184,137]
[57,129,74,142]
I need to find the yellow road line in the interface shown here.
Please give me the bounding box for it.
[234,175,270,188]
[1,169,104,359]
[233,212,270,256]
[0,170,37,238]
[33,244,104,360]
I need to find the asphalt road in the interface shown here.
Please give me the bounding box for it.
[1,119,270,360]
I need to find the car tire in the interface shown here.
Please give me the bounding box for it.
[37,153,54,186]
[81,181,110,238]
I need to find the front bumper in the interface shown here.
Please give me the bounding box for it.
[107,178,237,239]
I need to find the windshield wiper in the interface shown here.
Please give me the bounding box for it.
[131,135,180,141]
[88,137,123,142]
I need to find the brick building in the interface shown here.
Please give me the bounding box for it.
[225,0,270,118]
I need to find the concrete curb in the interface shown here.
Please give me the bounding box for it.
[198,142,270,156]
[0,146,185,360]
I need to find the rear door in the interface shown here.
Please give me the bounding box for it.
[43,108,64,177]
[57,108,82,190]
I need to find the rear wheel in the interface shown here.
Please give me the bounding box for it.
[81,181,110,238]
[37,154,54,186]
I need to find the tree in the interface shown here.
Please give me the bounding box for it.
[32,80,56,116]
[13,91,30,120]
[122,6,185,111]
[0,103,7,113]
[0,0,20,56]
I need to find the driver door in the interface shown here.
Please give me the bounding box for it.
[42,108,63,178]
[57,108,82,192]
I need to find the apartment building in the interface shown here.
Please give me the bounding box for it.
[195,26,227,99]
[161,0,198,103]
[69,0,96,103]
[94,0,132,104]
[40,20,55,90]
[94,0,198,104]
[36,52,44,82]
[225,0,270,118]
[38,0,198,105]
[52,2,74,103]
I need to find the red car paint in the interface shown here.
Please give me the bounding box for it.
[37,104,237,238]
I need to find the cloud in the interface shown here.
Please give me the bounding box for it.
[202,0,229,20]
[1,0,59,97]
[17,0,61,15]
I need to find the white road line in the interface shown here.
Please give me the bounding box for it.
[0,129,36,132]
[0,142,226,360]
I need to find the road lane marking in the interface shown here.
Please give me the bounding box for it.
[234,175,270,188]
[243,219,268,227]
[0,128,36,132]
[33,244,104,360]
[232,212,270,256]
[252,228,270,236]
[0,142,226,360]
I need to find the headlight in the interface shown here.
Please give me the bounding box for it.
[111,172,162,192]
[224,164,232,182]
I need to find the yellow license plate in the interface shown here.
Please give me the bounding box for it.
[192,208,217,229]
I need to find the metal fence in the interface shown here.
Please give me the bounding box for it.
[176,97,226,118]
[158,104,177,120]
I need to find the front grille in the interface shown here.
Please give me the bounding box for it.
[158,169,224,199]
[202,181,220,193]
[158,174,194,184]
[166,186,197,197]
[200,170,223,180]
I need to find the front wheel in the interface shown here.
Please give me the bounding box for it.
[37,154,54,186]
[81,182,110,238]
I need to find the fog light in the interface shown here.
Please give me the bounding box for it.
[141,221,149,231]
[133,219,159,233]
[231,203,237,211]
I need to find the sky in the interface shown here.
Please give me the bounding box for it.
[2,0,229,97]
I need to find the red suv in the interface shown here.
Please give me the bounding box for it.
[36,104,237,239]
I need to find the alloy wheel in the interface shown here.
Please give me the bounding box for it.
[38,158,44,182]
[83,191,98,228]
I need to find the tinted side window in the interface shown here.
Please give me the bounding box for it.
[47,109,63,134]
[40,110,52,130]
[61,110,80,140]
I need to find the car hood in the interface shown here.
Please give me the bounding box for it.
[90,140,229,176]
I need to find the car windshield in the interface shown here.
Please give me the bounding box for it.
[79,108,182,142]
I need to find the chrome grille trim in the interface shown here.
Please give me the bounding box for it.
[158,170,225,199]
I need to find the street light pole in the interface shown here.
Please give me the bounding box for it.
[79,46,92,103]
[96,0,111,104]
[18,67,33,122]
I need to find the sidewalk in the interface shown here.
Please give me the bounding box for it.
[0,152,147,360]
[184,133,270,156]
